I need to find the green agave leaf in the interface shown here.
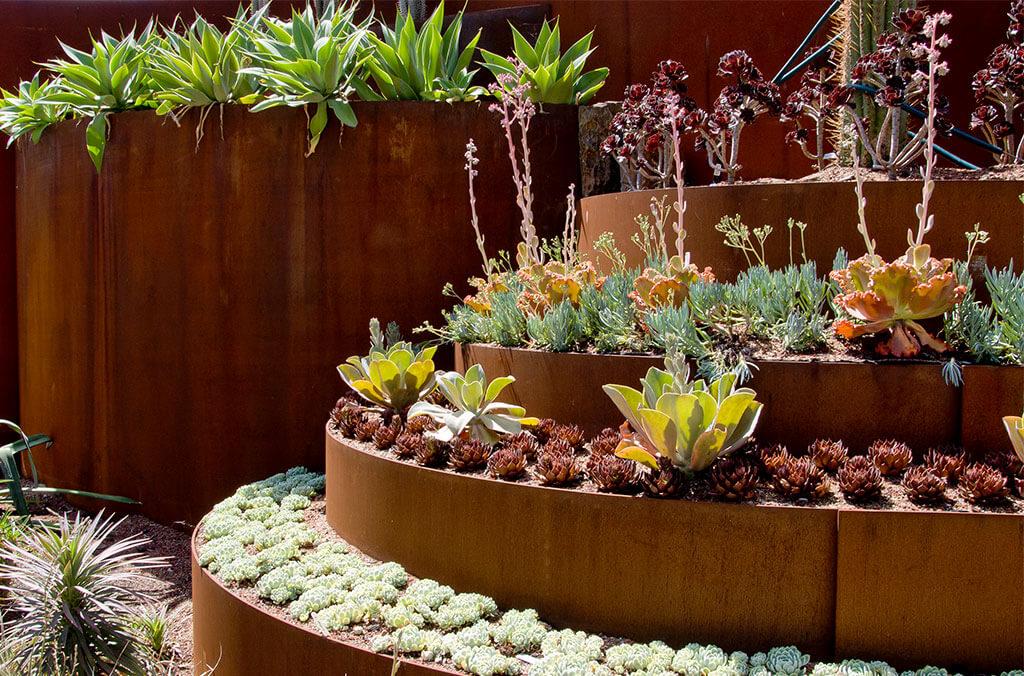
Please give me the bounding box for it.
[484,375,514,402]
[86,112,108,172]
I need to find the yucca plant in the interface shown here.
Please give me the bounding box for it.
[238,1,373,155]
[0,73,67,146]
[0,512,167,675]
[366,1,485,102]
[605,354,762,473]
[480,19,608,104]
[409,364,539,444]
[148,9,261,142]
[43,25,156,170]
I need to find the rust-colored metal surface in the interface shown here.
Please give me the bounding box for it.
[326,431,839,656]
[16,104,578,524]
[962,364,1024,458]
[579,182,1024,280]
[191,532,455,676]
[835,508,1024,672]
[458,344,960,452]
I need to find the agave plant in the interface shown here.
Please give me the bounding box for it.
[239,1,372,155]
[366,1,485,102]
[43,25,156,170]
[337,319,438,413]
[480,19,608,104]
[0,73,67,146]
[409,364,539,444]
[0,512,167,675]
[148,9,261,139]
[604,354,762,473]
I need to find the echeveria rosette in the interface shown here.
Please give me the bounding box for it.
[337,343,438,413]
[602,363,762,474]
[830,247,966,358]
[408,364,539,445]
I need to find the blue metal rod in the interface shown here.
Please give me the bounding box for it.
[848,82,1004,155]
[776,34,841,85]
[772,0,842,84]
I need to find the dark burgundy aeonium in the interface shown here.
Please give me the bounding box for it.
[780,46,841,172]
[971,0,1024,163]
[687,50,781,184]
[602,60,696,190]
[837,8,952,177]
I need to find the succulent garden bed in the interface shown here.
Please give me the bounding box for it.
[196,468,1022,674]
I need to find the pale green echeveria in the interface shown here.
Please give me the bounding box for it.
[408,364,538,445]
[337,343,437,413]
[603,358,762,473]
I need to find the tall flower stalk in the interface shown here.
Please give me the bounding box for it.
[463,139,492,277]
[489,66,538,267]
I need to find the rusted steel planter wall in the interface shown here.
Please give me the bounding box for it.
[326,433,1024,671]
[191,534,454,676]
[326,431,839,656]
[15,103,579,524]
[579,182,1024,280]
[458,344,971,453]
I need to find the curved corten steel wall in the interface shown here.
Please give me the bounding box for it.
[579,182,1024,281]
[456,343,964,453]
[327,431,839,656]
[326,433,1024,671]
[15,103,579,524]
[191,533,455,676]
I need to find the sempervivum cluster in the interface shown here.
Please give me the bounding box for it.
[757,444,791,478]
[449,438,492,472]
[771,456,831,501]
[331,398,365,438]
[503,432,541,461]
[372,417,402,451]
[809,439,848,473]
[588,428,622,457]
[534,441,583,487]
[923,446,966,484]
[354,416,382,443]
[902,466,948,505]
[960,463,1010,504]
[587,452,637,493]
[838,456,883,502]
[487,446,527,481]
[970,0,1024,162]
[868,440,912,477]
[602,60,696,189]
[551,424,586,452]
[708,456,759,502]
[641,456,688,498]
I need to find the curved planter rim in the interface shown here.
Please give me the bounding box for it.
[190,526,460,675]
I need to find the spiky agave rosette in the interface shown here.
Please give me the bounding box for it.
[830,245,966,358]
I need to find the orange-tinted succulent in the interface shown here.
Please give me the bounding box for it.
[516,260,605,315]
[630,255,714,311]
[462,276,510,314]
[830,246,965,357]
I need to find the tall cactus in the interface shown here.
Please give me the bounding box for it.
[398,0,427,23]
[831,0,918,165]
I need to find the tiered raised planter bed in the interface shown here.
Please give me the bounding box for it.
[15,102,579,524]
[579,181,1024,280]
[457,343,1022,455]
[324,431,1024,672]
